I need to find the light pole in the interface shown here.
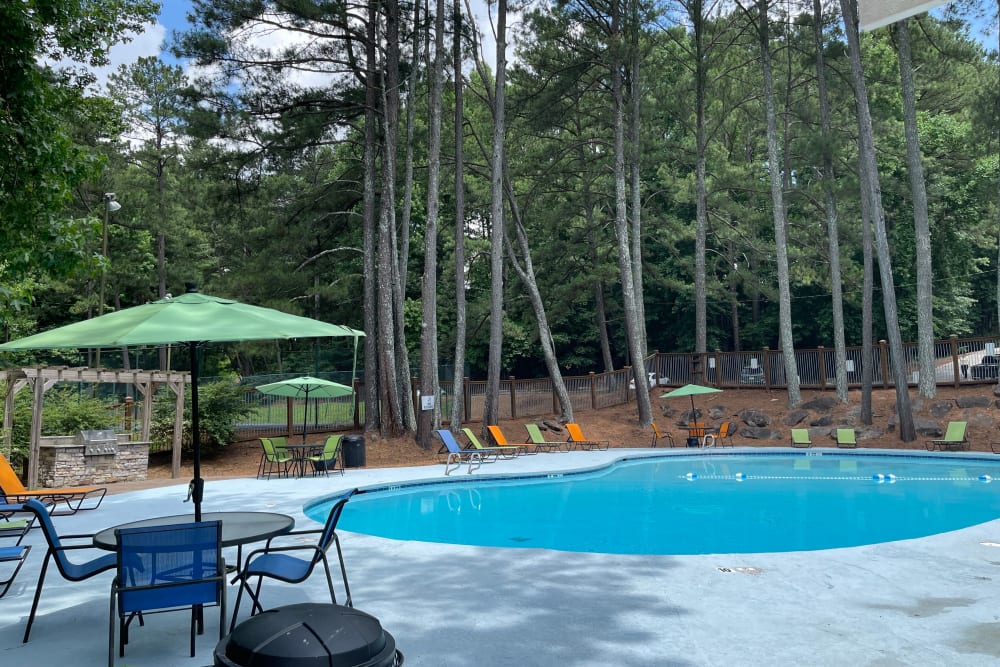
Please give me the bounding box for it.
[96,193,121,367]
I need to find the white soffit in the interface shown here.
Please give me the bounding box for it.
[859,0,949,31]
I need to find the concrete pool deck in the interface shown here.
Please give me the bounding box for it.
[2,447,1000,666]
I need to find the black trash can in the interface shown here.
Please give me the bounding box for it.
[342,435,366,468]
[215,603,402,667]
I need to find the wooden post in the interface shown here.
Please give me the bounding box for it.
[170,379,185,479]
[286,396,295,438]
[950,334,961,388]
[27,377,44,488]
[762,348,771,389]
[879,339,890,388]
[623,365,632,402]
[463,377,471,422]
[589,372,597,410]
[353,378,362,429]
[817,346,827,390]
[509,376,518,420]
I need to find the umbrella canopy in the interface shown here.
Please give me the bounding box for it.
[0,289,363,521]
[661,383,723,419]
[255,376,353,443]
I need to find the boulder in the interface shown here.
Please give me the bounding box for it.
[914,418,943,438]
[782,409,809,426]
[800,396,839,413]
[738,426,781,441]
[739,409,771,427]
[928,401,953,418]
[810,415,833,427]
[707,405,727,420]
[956,395,991,409]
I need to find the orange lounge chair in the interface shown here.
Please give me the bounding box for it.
[565,423,610,451]
[0,453,106,515]
[487,425,554,454]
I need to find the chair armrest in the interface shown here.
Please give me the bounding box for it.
[262,527,321,549]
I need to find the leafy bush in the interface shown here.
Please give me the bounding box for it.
[4,384,116,466]
[150,376,253,457]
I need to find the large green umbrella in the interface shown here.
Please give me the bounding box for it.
[255,376,353,443]
[0,288,363,521]
[661,383,723,420]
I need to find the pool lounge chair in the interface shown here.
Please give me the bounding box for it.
[565,423,610,451]
[462,428,521,458]
[835,428,858,448]
[925,421,969,451]
[435,430,494,475]
[0,453,106,515]
[524,424,567,452]
[487,425,557,454]
[790,429,813,448]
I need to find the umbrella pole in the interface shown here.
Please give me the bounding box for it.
[189,341,203,522]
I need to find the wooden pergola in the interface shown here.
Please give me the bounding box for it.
[2,366,191,487]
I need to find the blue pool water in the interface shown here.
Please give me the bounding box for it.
[305,453,1000,555]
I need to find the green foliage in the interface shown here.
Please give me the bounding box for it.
[150,377,255,457]
[6,386,116,464]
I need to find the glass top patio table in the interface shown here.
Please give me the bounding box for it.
[92,511,295,551]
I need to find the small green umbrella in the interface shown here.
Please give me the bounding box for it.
[255,376,353,443]
[0,287,363,521]
[661,383,724,420]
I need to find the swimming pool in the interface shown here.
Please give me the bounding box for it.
[305,452,1000,555]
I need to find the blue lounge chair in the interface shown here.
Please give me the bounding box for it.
[437,429,499,475]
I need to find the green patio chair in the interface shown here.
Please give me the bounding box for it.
[258,438,292,479]
[790,429,813,448]
[307,435,344,476]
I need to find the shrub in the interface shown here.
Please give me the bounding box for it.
[150,376,254,457]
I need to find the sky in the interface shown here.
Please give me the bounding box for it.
[87,1,995,94]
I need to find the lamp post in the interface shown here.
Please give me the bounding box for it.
[96,193,121,367]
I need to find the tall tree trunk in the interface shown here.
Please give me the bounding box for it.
[612,0,652,426]
[399,0,420,288]
[751,0,800,407]
[627,0,646,359]
[363,0,381,434]
[692,0,709,362]
[840,0,916,441]
[449,0,468,431]
[589,224,615,373]
[377,0,406,436]
[483,0,507,429]
[503,176,575,422]
[812,0,848,403]
[896,18,935,399]
[417,0,445,450]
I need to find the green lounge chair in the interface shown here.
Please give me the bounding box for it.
[790,429,813,448]
[835,428,857,448]
[925,421,969,451]
[463,428,521,458]
[487,425,556,454]
[523,424,567,452]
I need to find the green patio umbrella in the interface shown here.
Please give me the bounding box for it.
[255,376,353,443]
[0,287,363,521]
[661,383,723,420]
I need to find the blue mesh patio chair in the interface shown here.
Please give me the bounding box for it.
[230,488,357,631]
[110,520,226,666]
[21,498,117,643]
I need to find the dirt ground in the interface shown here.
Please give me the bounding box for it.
[145,384,1000,482]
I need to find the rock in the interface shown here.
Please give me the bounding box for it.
[914,418,943,437]
[993,384,1000,398]
[542,420,564,434]
[928,401,953,418]
[956,395,991,409]
[800,396,839,412]
[739,426,781,440]
[739,409,771,427]
[707,405,727,420]
[782,409,809,426]
[967,413,994,430]
[857,427,884,441]
[810,415,833,427]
